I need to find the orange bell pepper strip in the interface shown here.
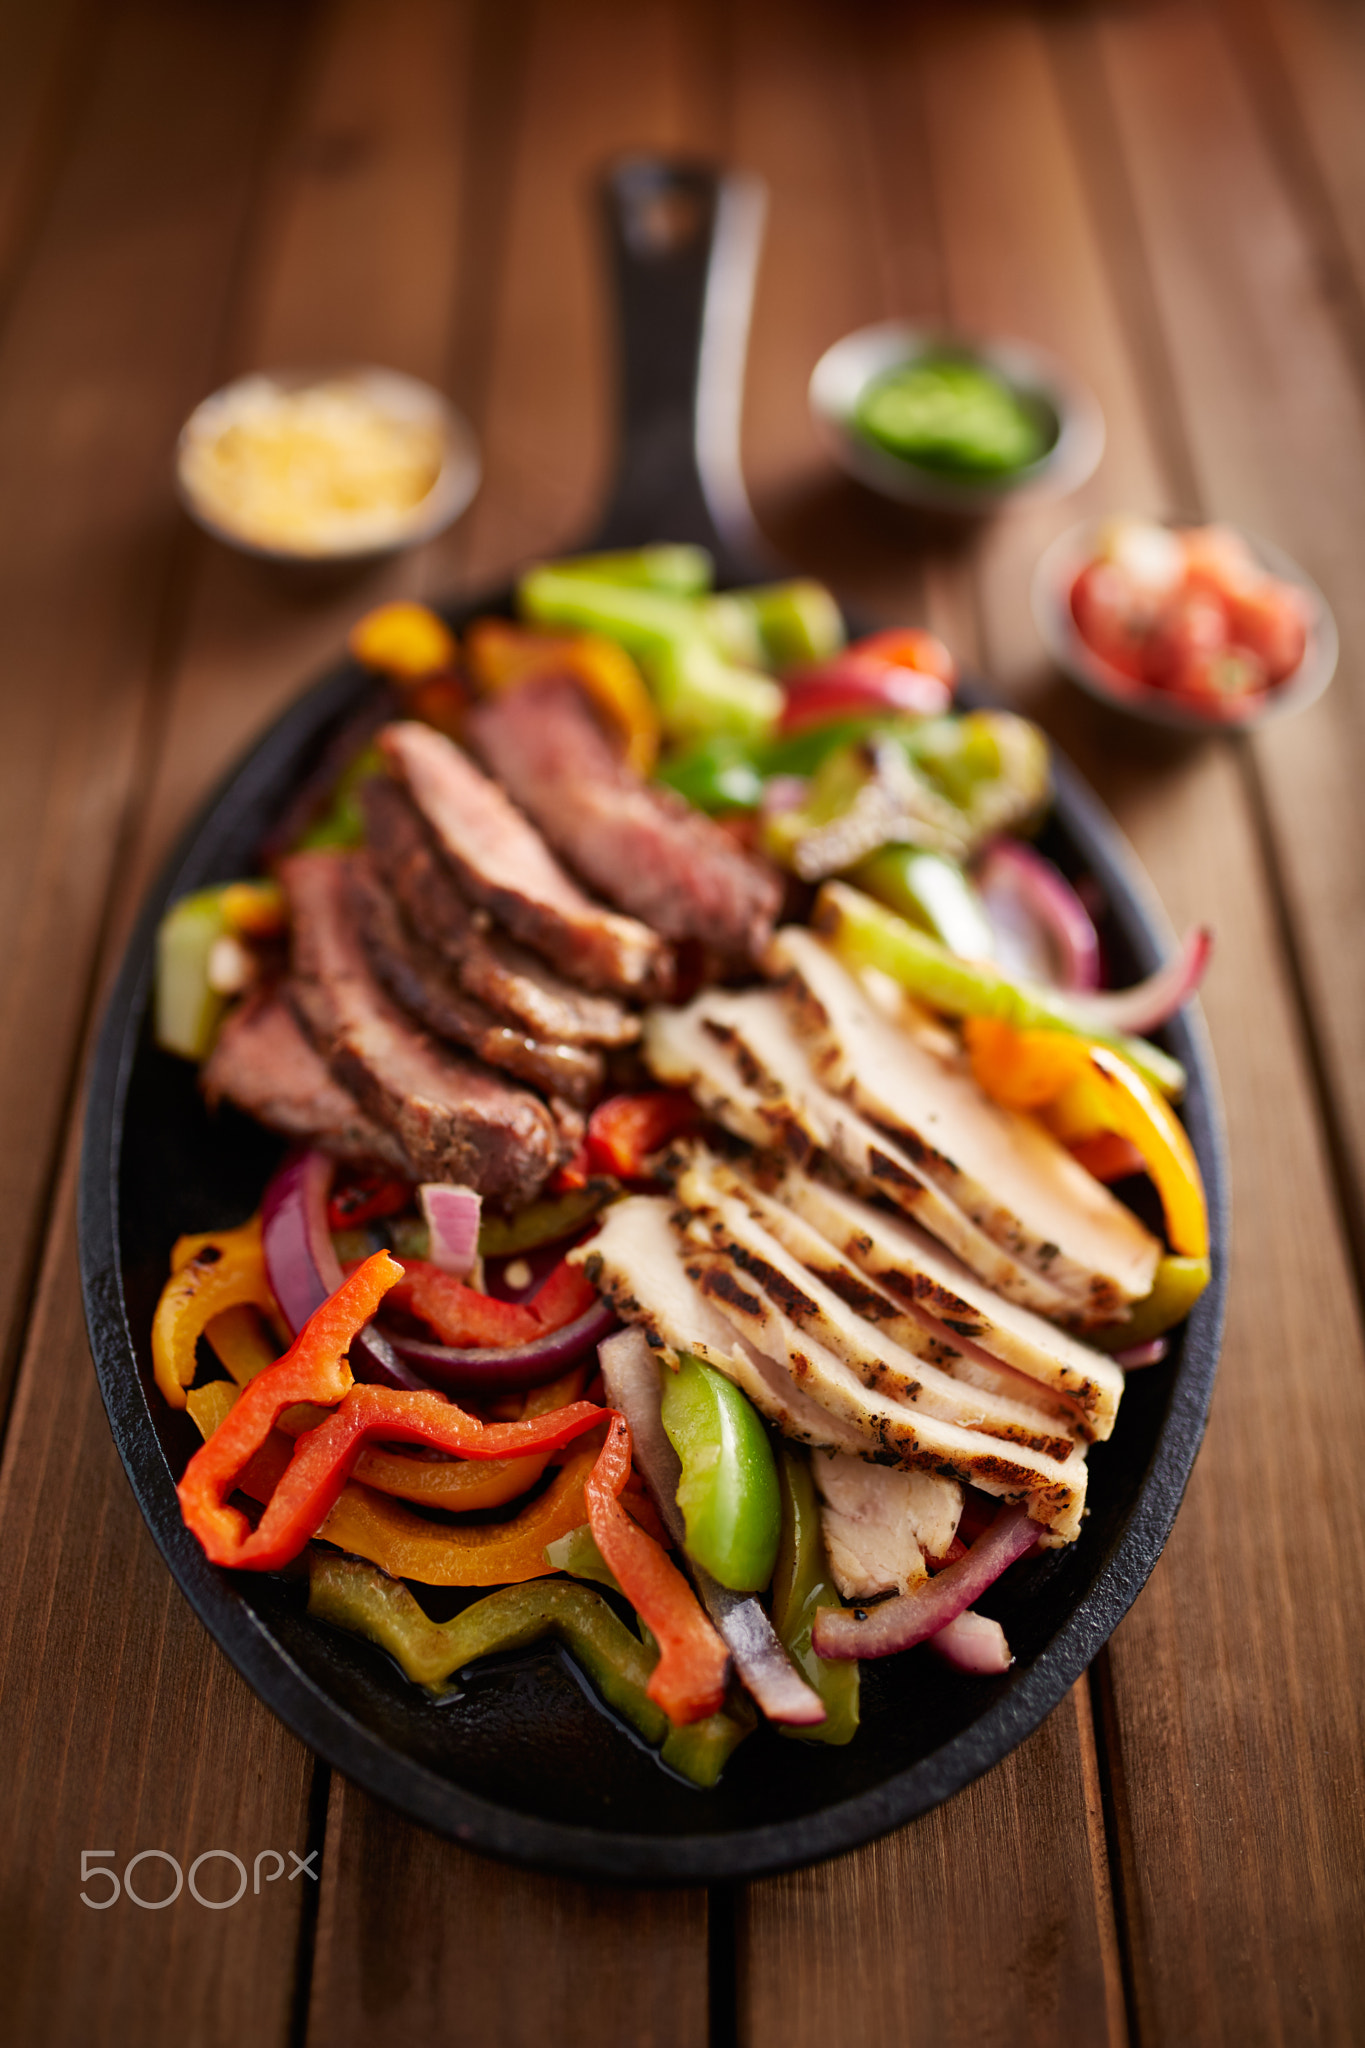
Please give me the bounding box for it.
[964,1017,1207,1259]
[585,1416,730,1725]
[348,601,457,680]
[1052,1046,1208,1259]
[465,617,661,775]
[320,1432,612,1587]
[153,1215,281,1409]
[350,1365,587,1510]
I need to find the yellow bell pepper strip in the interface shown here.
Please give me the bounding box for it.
[1045,1045,1208,1259]
[1094,1254,1211,1351]
[816,879,1186,1099]
[203,1304,281,1386]
[964,1014,1092,1110]
[153,1215,281,1409]
[465,618,661,776]
[186,1378,239,1442]
[308,1550,670,1731]
[584,1415,730,1725]
[219,878,287,936]
[770,1444,860,1745]
[348,601,457,680]
[318,1433,606,1586]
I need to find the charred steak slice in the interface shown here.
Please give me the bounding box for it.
[348,850,604,1108]
[360,775,637,1048]
[282,850,562,1208]
[202,986,419,1177]
[379,720,671,998]
[468,676,782,964]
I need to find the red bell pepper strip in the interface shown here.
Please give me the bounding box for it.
[780,629,957,733]
[585,1091,700,1181]
[386,1255,598,1347]
[326,1173,412,1231]
[584,1415,730,1725]
[177,1251,610,1571]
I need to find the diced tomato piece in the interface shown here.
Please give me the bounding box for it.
[1171,644,1267,703]
[1228,580,1307,684]
[586,1091,700,1181]
[1070,561,1149,679]
[1178,524,1260,600]
[1142,591,1229,689]
[1068,1130,1147,1183]
[327,1173,412,1231]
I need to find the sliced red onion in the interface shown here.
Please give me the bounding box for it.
[1055,926,1213,1036]
[812,1502,1038,1659]
[930,1609,1012,1674]
[261,1149,430,1391]
[598,1327,826,1727]
[381,1295,617,1396]
[977,838,1101,993]
[419,1182,481,1277]
[1114,1336,1169,1370]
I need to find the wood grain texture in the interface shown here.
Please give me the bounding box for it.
[0,1149,315,2048]
[306,1776,708,2048]
[732,11,1125,2041]
[302,12,718,2035]
[742,1689,1123,2048]
[0,0,304,1415]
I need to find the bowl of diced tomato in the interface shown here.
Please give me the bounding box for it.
[1032,514,1337,731]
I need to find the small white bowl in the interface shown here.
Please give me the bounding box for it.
[808,322,1105,514]
[1031,516,1338,733]
[176,365,481,564]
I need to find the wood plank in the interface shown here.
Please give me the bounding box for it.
[729,8,1125,2041]
[0,1153,316,2048]
[0,0,96,296]
[0,0,305,1413]
[0,3,481,2041]
[1091,2,1365,1278]
[306,1777,708,2048]
[299,8,722,2036]
[1039,7,1365,2037]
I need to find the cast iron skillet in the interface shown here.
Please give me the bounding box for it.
[79,159,1227,1885]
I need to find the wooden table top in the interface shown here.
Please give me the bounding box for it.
[2,0,1362,2040]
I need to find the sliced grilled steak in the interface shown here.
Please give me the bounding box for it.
[282,849,562,1208]
[468,676,781,964]
[347,849,603,1108]
[360,775,637,1048]
[202,986,419,1176]
[379,720,671,998]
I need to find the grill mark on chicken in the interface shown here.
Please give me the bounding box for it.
[283,849,562,1210]
[380,720,671,998]
[348,847,603,1107]
[360,774,639,1049]
[468,675,782,964]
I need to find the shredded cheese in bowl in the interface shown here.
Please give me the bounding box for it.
[177,368,479,559]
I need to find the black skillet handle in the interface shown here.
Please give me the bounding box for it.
[589,156,771,580]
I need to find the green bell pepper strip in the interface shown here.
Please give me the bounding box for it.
[310,1550,756,1785]
[1093,1254,1211,1351]
[477,1183,615,1259]
[539,544,715,596]
[770,1446,860,1745]
[293,742,386,852]
[543,1523,623,1593]
[653,738,768,814]
[155,889,230,1060]
[518,567,782,746]
[660,1695,757,1788]
[308,1551,669,1740]
[701,581,845,670]
[660,1354,782,1594]
[816,879,1187,1100]
[850,846,996,960]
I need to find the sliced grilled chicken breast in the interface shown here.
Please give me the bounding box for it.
[811,1455,966,1600]
[687,1238,1088,1540]
[646,986,1073,1318]
[769,928,1161,1324]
